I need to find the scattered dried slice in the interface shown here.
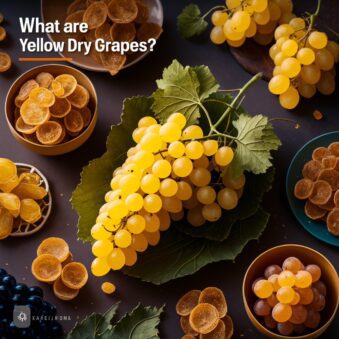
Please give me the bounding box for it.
[53,277,79,301]
[20,99,50,126]
[200,319,225,339]
[110,22,136,42]
[20,198,41,223]
[137,22,163,42]
[176,290,201,316]
[54,74,77,98]
[0,206,13,240]
[29,87,55,108]
[321,156,337,170]
[328,142,339,157]
[36,72,54,88]
[80,107,92,127]
[326,208,339,235]
[199,287,227,318]
[180,316,198,336]
[100,51,127,75]
[15,116,39,135]
[36,121,63,145]
[53,122,67,144]
[61,262,88,289]
[0,26,6,41]
[64,109,84,133]
[67,0,87,15]
[31,254,62,282]
[83,1,108,29]
[12,183,47,200]
[51,80,66,97]
[17,80,39,101]
[107,0,138,23]
[19,173,41,185]
[294,178,314,200]
[67,85,90,109]
[0,175,20,193]
[135,1,149,24]
[0,193,21,215]
[335,190,339,207]
[37,237,70,262]
[223,315,234,339]
[317,169,339,191]
[0,52,11,72]
[189,303,220,335]
[50,97,72,118]
[309,180,332,205]
[302,160,323,181]
[0,158,17,184]
[312,147,331,162]
[95,22,112,41]
[304,200,327,220]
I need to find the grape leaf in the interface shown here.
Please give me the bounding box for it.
[228,114,282,179]
[175,168,274,241]
[177,4,208,39]
[123,208,269,285]
[71,96,154,242]
[67,303,119,339]
[100,304,164,339]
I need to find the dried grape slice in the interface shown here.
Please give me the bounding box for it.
[0,158,17,183]
[83,1,108,29]
[91,48,103,64]
[222,315,234,339]
[37,237,70,262]
[317,169,339,191]
[328,142,339,157]
[110,22,136,43]
[51,80,65,97]
[309,180,332,205]
[20,99,50,126]
[0,52,11,72]
[302,160,323,181]
[304,200,327,220]
[189,303,220,335]
[180,316,198,336]
[36,121,63,145]
[107,0,138,24]
[54,74,77,98]
[99,51,127,75]
[0,193,20,213]
[200,319,226,339]
[321,156,337,170]
[326,208,339,236]
[15,96,24,108]
[35,72,54,88]
[199,287,228,318]
[312,147,331,162]
[176,290,201,316]
[95,22,112,41]
[53,277,79,301]
[61,262,88,289]
[294,178,314,200]
[20,198,41,223]
[79,107,92,127]
[64,109,84,133]
[31,254,62,282]
[137,22,163,42]
[15,116,39,135]
[12,183,47,200]
[50,97,72,118]
[135,1,149,24]
[318,193,335,211]
[0,175,20,193]
[67,85,90,109]
[29,87,55,108]
[16,79,39,101]
[65,10,86,39]
[0,206,13,240]
[19,172,41,185]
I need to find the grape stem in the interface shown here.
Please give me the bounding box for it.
[299,0,322,42]
[202,6,226,19]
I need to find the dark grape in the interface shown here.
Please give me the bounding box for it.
[14,283,29,295]
[264,264,282,278]
[50,321,63,336]
[27,295,43,313]
[0,268,7,277]
[1,275,16,288]
[277,321,294,335]
[28,286,44,298]
[0,285,12,302]
[12,293,26,305]
[42,301,57,316]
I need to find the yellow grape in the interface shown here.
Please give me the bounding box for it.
[226,0,241,9]
[140,133,162,153]
[281,39,298,56]
[187,206,205,227]
[122,247,137,266]
[315,49,335,71]
[308,31,328,49]
[245,18,257,37]
[185,141,204,160]
[126,214,145,234]
[101,282,116,294]
[227,37,246,47]
[143,193,162,213]
[196,186,216,205]
[217,187,238,210]
[279,86,299,109]
[268,2,281,21]
[131,233,148,252]
[133,150,154,169]
[132,127,147,143]
[107,248,125,270]
[326,41,339,62]
[160,122,181,142]
[202,139,218,156]
[91,257,110,276]
[215,146,234,166]
[289,17,305,30]
[268,74,290,94]
[274,0,293,13]
[296,47,315,65]
[277,286,295,304]
[92,239,113,258]
[145,230,161,246]
[146,124,161,134]
[274,51,287,66]
[278,270,296,287]
[269,44,280,60]
[253,32,274,46]
[280,57,301,78]
[168,141,186,158]
[274,24,294,40]
[295,270,313,288]
[182,125,203,140]
[300,64,321,85]
[193,155,209,169]
[172,157,193,177]
[298,81,316,98]
[211,10,228,26]
[162,196,183,213]
[231,11,251,32]
[223,20,244,41]
[202,202,222,222]
[276,36,288,49]
[253,279,274,298]
[273,66,282,76]
[167,113,187,129]
[272,303,292,323]
[223,173,246,189]
[253,7,270,25]
[114,229,132,248]
[278,12,295,24]
[125,193,144,212]
[257,20,277,35]
[143,212,160,232]
[210,26,226,45]
[157,209,171,231]
[138,116,157,128]
[159,178,178,197]
[317,71,335,95]
[251,0,268,13]
[176,181,193,200]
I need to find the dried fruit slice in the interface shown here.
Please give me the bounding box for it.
[100,51,127,75]
[61,262,88,289]
[312,147,331,162]
[200,319,225,339]
[36,121,63,145]
[36,72,54,88]
[110,23,136,42]
[294,178,314,200]
[67,0,87,15]
[80,107,92,127]
[16,80,39,101]
[0,158,17,183]
[335,190,339,207]
[12,183,47,200]
[15,116,39,135]
[65,10,86,40]
[318,193,335,211]
[328,142,339,157]
[326,208,339,235]
[53,277,79,301]
[180,316,198,336]
[176,290,201,316]
[199,287,227,318]
[64,109,84,133]
[0,206,13,240]
[20,99,50,126]
[15,97,24,108]
[322,156,337,170]
[135,1,149,24]
[0,175,20,193]
[318,169,339,191]
[107,0,138,23]
[137,22,163,42]
[91,48,103,64]
[53,122,67,144]
[31,254,62,282]
[51,80,65,97]
[19,198,41,223]
[304,200,327,220]
[54,74,77,98]
[50,97,72,118]
[95,22,112,41]
[22,133,39,144]
[302,160,323,181]
[29,87,55,107]
[19,173,41,185]
[67,85,90,109]
[83,1,108,29]
[189,303,220,335]
[37,237,70,262]
[0,52,11,72]
[309,180,332,205]
[222,315,234,339]
[0,193,20,217]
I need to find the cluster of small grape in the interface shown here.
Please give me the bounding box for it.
[252,257,327,336]
[210,0,295,47]
[0,268,63,338]
[90,113,245,277]
[268,18,338,109]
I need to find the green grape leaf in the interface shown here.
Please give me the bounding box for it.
[100,304,164,339]
[123,208,269,285]
[71,96,154,242]
[152,60,219,126]
[228,114,282,179]
[177,4,208,39]
[67,303,119,339]
[175,168,274,241]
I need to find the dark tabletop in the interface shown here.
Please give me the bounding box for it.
[0,0,338,338]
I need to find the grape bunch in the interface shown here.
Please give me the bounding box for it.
[91,112,246,277]
[252,257,327,336]
[0,268,63,338]
[210,0,295,48]
[268,15,338,109]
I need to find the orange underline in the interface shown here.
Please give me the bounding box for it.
[18,57,73,61]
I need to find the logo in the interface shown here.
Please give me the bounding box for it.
[13,305,31,328]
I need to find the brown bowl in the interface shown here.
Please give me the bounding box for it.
[243,244,338,339]
[5,64,97,156]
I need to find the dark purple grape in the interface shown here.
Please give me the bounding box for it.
[0,285,12,302]
[12,293,26,305]
[264,264,282,278]
[50,321,63,336]
[42,301,57,316]
[277,321,294,335]
[0,268,7,277]
[28,286,43,298]
[14,283,29,295]
[1,275,16,288]
[27,295,43,312]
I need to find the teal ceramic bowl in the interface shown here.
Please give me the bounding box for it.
[286,131,339,247]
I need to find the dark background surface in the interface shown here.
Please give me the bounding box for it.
[0,0,338,338]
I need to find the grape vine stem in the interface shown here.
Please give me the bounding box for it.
[299,0,322,43]
[202,6,226,19]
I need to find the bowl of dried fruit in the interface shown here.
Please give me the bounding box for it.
[5,64,97,156]
[242,244,338,339]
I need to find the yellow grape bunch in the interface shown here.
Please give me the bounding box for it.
[210,0,295,48]
[90,113,247,277]
[268,17,339,109]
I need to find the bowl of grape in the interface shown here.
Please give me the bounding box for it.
[242,244,338,338]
